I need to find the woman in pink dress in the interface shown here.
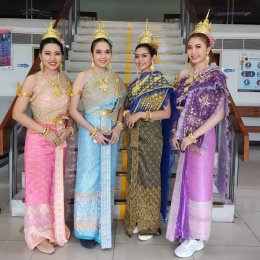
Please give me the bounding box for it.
[12,22,71,254]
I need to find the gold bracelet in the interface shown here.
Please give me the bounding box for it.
[145,111,150,121]
[187,133,198,144]
[67,126,74,136]
[90,127,99,138]
[116,120,124,130]
[70,90,82,97]
[40,126,49,136]
[123,110,130,118]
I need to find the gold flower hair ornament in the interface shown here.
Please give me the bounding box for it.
[42,21,61,41]
[93,21,109,40]
[138,19,159,51]
[193,9,216,48]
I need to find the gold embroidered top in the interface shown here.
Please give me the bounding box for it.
[81,71,127,124]
[29,73,70,123]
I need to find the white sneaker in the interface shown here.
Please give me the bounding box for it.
[174,239,204,258]
[133,226,139,234]
[138,234,153,241]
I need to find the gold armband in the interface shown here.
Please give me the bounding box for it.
[187,133,198,144]
[16,82,32,97]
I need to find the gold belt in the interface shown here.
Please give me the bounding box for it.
[92,109,112,117]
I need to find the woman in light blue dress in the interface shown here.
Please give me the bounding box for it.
[69,24,126,249]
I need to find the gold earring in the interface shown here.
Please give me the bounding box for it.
[59,63,63,72]
[150,61,154,73]
[91,58,95,68]
[205,54,209,66]
[136,66,140,77]
[107,62,112,70]
[188,59,194,69]
[40,60,44,71]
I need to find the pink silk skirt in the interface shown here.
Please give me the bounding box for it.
[166,128,216,242]
[24,123,70,250]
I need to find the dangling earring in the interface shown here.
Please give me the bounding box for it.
[91,58,95,68]
[150,61,154,73]
[188,59,194,70]
[136,65,140,77]
[107,62,112,70]
[59,63,63,72]
[40,60,44,72]
[205,54,209,66]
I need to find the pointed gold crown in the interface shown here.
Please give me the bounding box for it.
[138,19,159,51]
[193,9,212,35]
[93,21,109,40]
[42,21,61,41]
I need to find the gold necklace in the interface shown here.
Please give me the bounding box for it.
[131,74,149,95]
[92,69,110,92]
[44,73,62,97]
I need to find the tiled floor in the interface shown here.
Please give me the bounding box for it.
[0,145,259,260]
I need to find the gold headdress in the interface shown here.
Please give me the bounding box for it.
[193,9,212,35]
[138,19,159,51]
[42,21,61,41]
[93,21,109,40]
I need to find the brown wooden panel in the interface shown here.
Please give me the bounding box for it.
[237,106,260,118]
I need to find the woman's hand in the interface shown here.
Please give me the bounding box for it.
[125,112,141,128]
[56,127,71,143]
[172,136,180,150]
[93,130,110,145]
[44,129,62,147]
[180,136,193,152]
[108,125,122,144]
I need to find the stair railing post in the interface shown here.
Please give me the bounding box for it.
[8,129,14,212]
[13,124,18,196]
[180,0,185,38]
[74,0,79,35]
[68,7,73,49]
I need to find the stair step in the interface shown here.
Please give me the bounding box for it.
[79,20,180,30]
[74,34,183,44]
[71,42,185,53]
[68,51,187,63]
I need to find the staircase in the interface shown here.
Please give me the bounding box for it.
[65,20,187,84]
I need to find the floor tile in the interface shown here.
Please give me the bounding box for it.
[0,241,33,260]
[30,241,114,260]
[237,211,260,241]
[0,215,24,241]
[113,243,192,260]
[115,220,175,245]
[193,245,260,260]
[207,215,260,246]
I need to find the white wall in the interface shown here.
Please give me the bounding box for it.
[0,44,32,96]
[220,50,260,141]
[80,0,180,22]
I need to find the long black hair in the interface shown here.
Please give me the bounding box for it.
[91,38,112,53]
[135,43,157,56]
[39,37,64,55]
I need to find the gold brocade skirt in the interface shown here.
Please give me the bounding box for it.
[125,120,163,236]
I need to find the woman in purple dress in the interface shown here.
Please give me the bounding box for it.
[166,12,230,258]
